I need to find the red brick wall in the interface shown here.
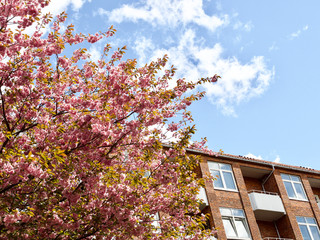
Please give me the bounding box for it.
[243,177,263,192]
[289,200,313,216]
[263,173,280,194]
[276,215,296,239]
[214,190,242,208]
[257,220,278,238]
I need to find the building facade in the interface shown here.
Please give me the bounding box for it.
[194,150,320,240]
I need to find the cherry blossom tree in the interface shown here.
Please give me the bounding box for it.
[0,0,218,239]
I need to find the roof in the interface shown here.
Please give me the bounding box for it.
[186,148,320,176]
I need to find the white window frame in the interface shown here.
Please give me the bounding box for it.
[220,208,251,240]
[208,162,237,191]
[297,216,320,240]
[151,212,161,233]
[281,173,308,201]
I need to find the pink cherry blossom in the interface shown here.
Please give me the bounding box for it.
[0,0,218,239]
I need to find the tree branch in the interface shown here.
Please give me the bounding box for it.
[0,180,22,194]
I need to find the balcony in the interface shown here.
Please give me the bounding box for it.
[197,187,209,210]
[248,190,286,221]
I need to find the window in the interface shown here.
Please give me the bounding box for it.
[281,173,307,200]
[208,162,237,191]
[297,217,320,240]
[151,212,161,233]
[220,208,251,239]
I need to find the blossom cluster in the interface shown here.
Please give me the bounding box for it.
[0,0,218,239]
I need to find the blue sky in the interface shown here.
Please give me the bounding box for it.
[45,0,320,169]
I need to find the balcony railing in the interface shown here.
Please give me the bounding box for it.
[248,190,278,195]
[248,190,286,221]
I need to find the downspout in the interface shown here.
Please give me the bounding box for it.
[261,164,275,192]
[261,164,283,239]
[274,221,281,239]
[262,164,281,238]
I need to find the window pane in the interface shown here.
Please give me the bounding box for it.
[284,181,296,198]
[291,175,300,182]
[310,226,320,240]
[151,213,160,225]
[294,182,307,199]
[297,217,306,223]
[306,217,316,224]
[150,213,161,233]
[223,172,236,190]
[220,208,232,216]
[299,225,312,240]
[212,170,223,188]
[222,219,237,238]
[232,209,244,217]
[220,163,231,171]
[208,162,219,170]
[281,173,290,180]
[235,219,250,238]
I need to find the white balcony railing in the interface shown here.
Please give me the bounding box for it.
[197,187,209,210]
[248,190,279,195]
[248,190,286,221]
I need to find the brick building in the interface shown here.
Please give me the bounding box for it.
[193,149,320,240]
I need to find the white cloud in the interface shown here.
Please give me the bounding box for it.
[134,37,155,64]
[99,0,272,116]
[43,0,87,14]
[234,35,242,43]
[98,0,228,32]
[233,21,253,32]
[216,1,222,11]
[88,45,101,62]
[206,55,274,116]
[289,24,309,39]
[274,155,280,163]
[245,153,280,163]
[245,153,263,160]
[268,42,279,52]
[138,29,273,116]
